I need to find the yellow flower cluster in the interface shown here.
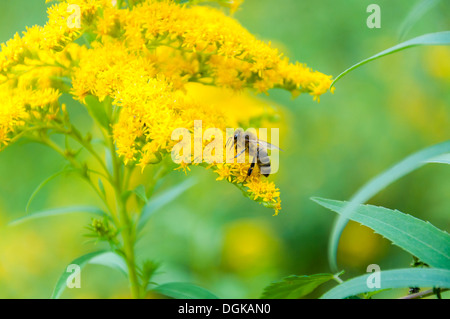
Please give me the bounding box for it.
[214,163,282,214]
[0,2,83,73]
[0,40,83,147]
[0,86,61,146]
[117,0,334,98]
[0,0,96,145]
[0,0,334,215]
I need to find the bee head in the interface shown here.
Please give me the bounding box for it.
[233,128,244,141]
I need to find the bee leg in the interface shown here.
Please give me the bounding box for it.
[235,144,249,159]
[246,161,256,178]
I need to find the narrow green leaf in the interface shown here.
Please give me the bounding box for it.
[64,134,71,151]
[51,250,107,299]
[152,282,219,299]
[398,0,441,41]
[321,268,450,299]
[9,206,107,226]
[89,251,128,277]
[50,76,72,87]
[121,190,132,203]
[363,289,391,299]
[26,168,76,214]
[313,198,450,269]
[327,140,450,272]
[427,153,450,165]
[97,178,106,197]
[138,178,197,231]
[261,274,335,299]
[84,95,110,130]
[331,31,450,87]
[104,146,113,176]
[133,184,148,203]
[140,260,160,289]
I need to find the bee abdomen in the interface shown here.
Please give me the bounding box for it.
[258,153,271,177]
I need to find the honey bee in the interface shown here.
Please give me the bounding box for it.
[227,128,283,178]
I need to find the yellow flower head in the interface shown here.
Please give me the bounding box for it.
[0,0,334,214]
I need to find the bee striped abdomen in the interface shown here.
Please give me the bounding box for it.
[258,148,271,177]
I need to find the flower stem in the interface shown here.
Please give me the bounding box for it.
[398,288,448,299]
[118,199,141,299]
[109,132,141,299]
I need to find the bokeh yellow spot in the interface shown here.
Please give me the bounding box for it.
[338,221,388,268]
[222,220,281,274]
[424,46,450,81]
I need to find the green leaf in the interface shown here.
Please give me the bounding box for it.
[427,153,450,164]
[97,178,106,197]
[51,250,107,299]
[50,75,72,87]
[363,289,391,299]
[331,31,450,87]
[137,178,197,231]
[9,206,107,226]
[84,95,110,130]
[326,140,450,272]
[89,251,128,277]
[133,184,148,203]
[398,0,441,41]
[139,260,160,289]
[321,268,450,299]
[312,198,450,269]
[51,250,127,298]
[261,274,335,299]
[152,282,219,299]
[104,146,114,176]
[25,168,76,214]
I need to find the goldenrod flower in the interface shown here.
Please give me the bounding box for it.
[0,0,334,214]
[214,164,235,182]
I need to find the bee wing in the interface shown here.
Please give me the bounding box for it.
[235,147,247,158]
[226,136,233,147]
[248,139,284,151]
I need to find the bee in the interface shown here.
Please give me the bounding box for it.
[226,128,283,179]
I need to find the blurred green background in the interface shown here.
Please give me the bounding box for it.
[0,0,449,298]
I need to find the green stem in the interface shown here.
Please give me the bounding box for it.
[40,135,120,226]
[108,132,141,299]
[399,288,448,299]
[68,125,110,175]
[333,270,345,284]
[19,124,110,178]
[123,164,135,192]
[32,103,142,298]
[119,200,141,299]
